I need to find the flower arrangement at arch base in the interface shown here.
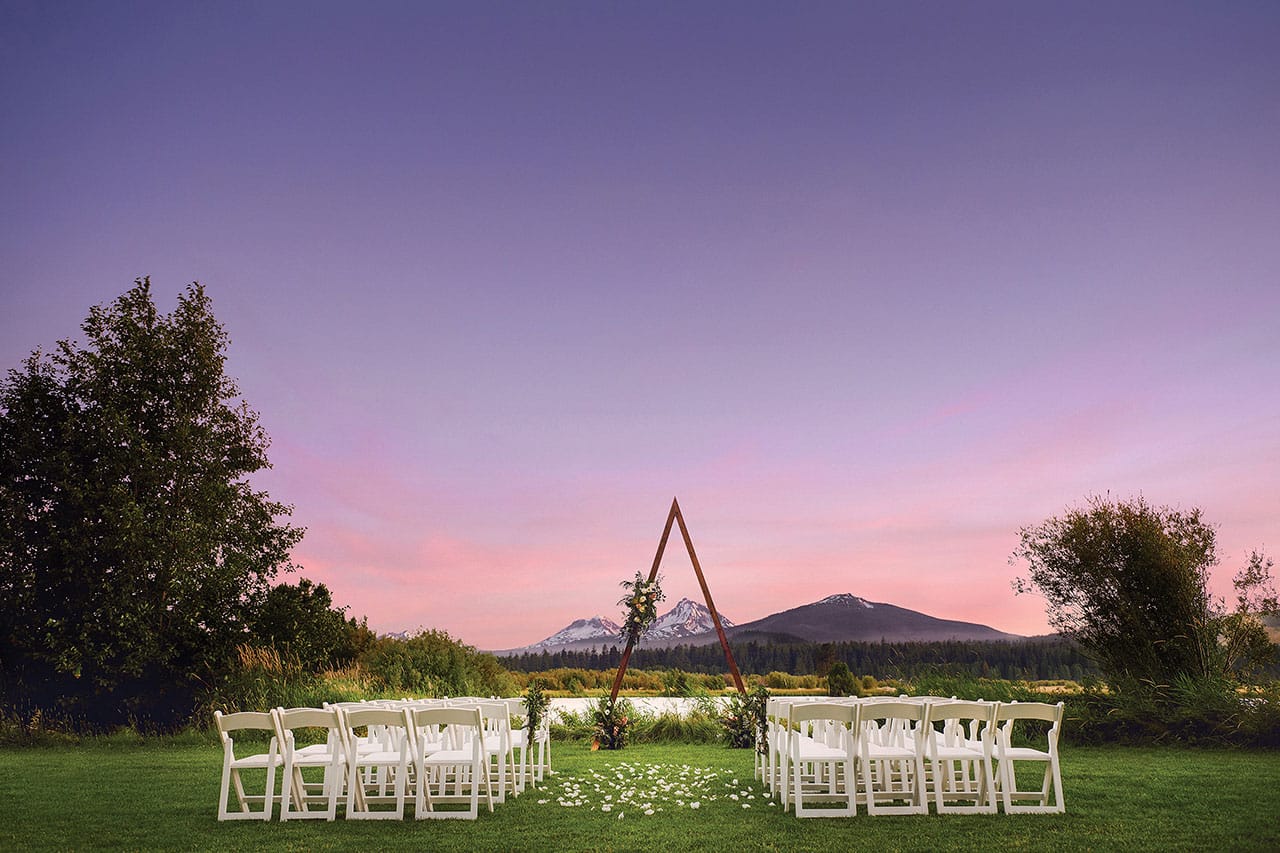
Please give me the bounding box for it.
[591,696,634,750]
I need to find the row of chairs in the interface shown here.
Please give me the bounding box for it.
[761,696,1064,817]
[214,697,550,821]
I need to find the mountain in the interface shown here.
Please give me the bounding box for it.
[524,615,623,650]
[494,591,1018,655]
[496,599,733,655]
[721,593,1018,643]
[645,597,734,640]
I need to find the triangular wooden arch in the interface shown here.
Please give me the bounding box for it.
[609,497,747,703]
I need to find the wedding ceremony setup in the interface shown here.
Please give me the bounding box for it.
[214,500,1066,823]
[215,693,1065,822]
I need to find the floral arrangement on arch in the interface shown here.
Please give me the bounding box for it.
[618,571,666,647]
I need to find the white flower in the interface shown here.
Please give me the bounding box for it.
[690,802,701,809]
[644,808,655,815]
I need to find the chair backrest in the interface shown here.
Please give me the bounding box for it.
[215,710,276,752]
[859,700,925,722]
[927,700,996,724]
[789,702,857,726]
[275,707,338,730]
[272,707,340,751]
[412,706,484,728]
[994,701,1063,725]
[342,707,410,731]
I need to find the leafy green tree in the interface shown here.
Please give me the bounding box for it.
[0,278,303,727]
[251,578,371,672]
[1012,495,1274,689]
[1215,550,1279,681]
[826,661,858,696]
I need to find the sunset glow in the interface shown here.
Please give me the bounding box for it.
[2,3,1277,649]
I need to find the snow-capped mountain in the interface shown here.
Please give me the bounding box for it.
[503,599,734,653]
[816,593,876,609]
[527,615,622,649]
[644,597,735,640]
[495,590,1019,655]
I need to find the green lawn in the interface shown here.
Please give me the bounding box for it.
[1,739,1277,851]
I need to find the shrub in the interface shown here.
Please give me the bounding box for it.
[358,629,516,698]
[827,662,858,696]
[662,668,692,697]
[1063,678,1280,747]
[634,709,721,744]
[720,686,770,751]
[591,697,634,749]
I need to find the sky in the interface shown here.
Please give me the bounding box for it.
[2,1,1278,650]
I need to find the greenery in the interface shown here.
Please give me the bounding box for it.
[2,741,1278,851]
[720,685,770,751]
[826,661,858,696]
[590,697,633,749]
[356,629,517,698]
[250,578,375,673]
[0,279,303,729]
[524,679,551,742]
[1012,495,1277,689]
[199,629,517,725]
[503,636,1099,682]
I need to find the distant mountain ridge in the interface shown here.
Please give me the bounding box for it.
[493,591,1018,655]
[722,593,1017,644]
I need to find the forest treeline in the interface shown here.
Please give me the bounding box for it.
[503,636,1097,682]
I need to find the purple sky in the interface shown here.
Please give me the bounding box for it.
[3,2,1278,649]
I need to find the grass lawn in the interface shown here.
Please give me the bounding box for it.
[1,738,1277,851]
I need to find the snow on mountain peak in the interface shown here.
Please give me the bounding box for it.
[530,615,622,648]
[644,597,735,640]
[818,593,874,609]
[523,599,736,650]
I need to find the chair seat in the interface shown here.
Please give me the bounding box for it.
[933,745,984,761]
[422,748,475,766]
[1001,746,1051,760]
[795,741,849,762]
[229,752,276,770]
[865,744,917,761]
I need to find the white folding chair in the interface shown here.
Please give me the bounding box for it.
[993,701,1065,814]
[214,710,279,821]
[924,700,997,814]
[769,696,831,808]
[409,706,494,820]
[340,706,413,820]
[273,707,345,821]
[476,702,516,803]
[789,703,859,817]
[858,700,928,815]
[500,698,532,795]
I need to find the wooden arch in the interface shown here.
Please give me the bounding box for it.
[609,498,747,703]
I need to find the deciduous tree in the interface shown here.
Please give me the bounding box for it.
[1012,495,1275,688]
[0,278,303,727]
